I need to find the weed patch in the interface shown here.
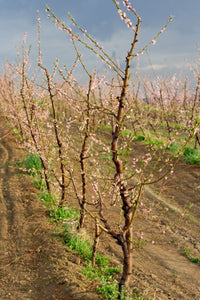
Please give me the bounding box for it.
[184,248,200,264]
[182,147,200,165]
[21,153,42,176]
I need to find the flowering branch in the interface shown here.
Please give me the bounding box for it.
[132,15,174,58]
[46,5,124,77]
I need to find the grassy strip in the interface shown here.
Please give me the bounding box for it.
[40,195,124,299]
[101,124,200,165]
[125,130,200,165]
[40,193,123,299]
[17,152,156,299]
[17,153,131,299]
[182,147,200,165]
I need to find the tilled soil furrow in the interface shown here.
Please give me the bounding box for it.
[0,184,8,241]
[0,135,33,298]
[0,140,9,243]
[0,138,25,250]
[0,137,9,237]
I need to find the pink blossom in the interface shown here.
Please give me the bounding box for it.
[77,194,83,199]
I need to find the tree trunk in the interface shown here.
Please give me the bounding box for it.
[118,226,133,299]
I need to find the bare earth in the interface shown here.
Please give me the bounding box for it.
[0,117,200,300]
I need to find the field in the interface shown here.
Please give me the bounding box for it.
[0,2,200,299]
[0,113,200,299]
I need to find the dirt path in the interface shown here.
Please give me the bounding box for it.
[96,147,200,299]
[0,117,200,300]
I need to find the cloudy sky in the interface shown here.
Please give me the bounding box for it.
[0,0,200,81]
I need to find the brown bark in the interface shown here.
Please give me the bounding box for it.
[110,13,141,297]
[21,58,51,193]
[118,228,133,297]
[38,63,66,206]
[77,75,93,230]
[92,219,100,267]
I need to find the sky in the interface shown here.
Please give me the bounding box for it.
[0,0,200,82]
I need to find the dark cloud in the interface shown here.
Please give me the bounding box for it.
[0,0,199,76]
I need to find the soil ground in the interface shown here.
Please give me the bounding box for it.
[0,116,200,300]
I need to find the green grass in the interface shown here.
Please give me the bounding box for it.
[82,263,121,300]
[144,134,166,149]
[47,205,126,299]
[21,153,42,176]
[18,153,154,299]
[16,153,45,189]
[12,128,22,139]
[60,218,124,299]
[167,142,179,154]
[43,195,122,299]
[37,191,58,209]
[169,122,184,129]
[131,129,200,166]
[184,248,200,264]
[97,277,119,300]
[133,135,145,141]
[121,128,134,139]
[101,124,112,131]
[49,206,80,224]
[182,147,200,165]
[95,254,111,268]
[64,230,93,260]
